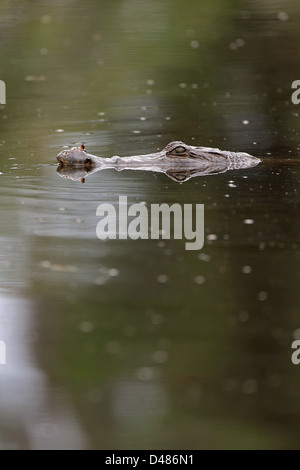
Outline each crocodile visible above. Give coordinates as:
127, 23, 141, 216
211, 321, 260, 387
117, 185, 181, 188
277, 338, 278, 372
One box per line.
56, 141, 260, 183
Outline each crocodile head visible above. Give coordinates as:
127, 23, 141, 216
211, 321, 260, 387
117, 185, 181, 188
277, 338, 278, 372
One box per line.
57, 144, 93, 167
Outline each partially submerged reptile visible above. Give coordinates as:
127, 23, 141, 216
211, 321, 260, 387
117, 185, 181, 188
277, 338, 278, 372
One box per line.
56, 141, 260, 183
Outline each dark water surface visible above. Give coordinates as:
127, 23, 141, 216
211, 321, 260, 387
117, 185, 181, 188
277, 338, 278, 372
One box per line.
0, 0, 300, 449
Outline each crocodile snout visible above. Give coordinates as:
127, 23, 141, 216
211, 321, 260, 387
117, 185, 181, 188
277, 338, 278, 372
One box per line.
57, 146, 92, 167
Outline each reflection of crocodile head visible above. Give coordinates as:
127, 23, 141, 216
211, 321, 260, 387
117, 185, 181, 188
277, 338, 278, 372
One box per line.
56, 141, 260, 183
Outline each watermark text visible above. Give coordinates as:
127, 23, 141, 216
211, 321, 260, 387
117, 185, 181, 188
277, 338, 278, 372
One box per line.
0, 340, 6, 365
291, 80, 300, 105
96, 196, 204, 250
0, 80, 6, 104
291, 340, 300, 364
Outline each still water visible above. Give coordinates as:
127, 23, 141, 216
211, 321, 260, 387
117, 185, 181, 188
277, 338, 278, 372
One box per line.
0, 0, 300, 449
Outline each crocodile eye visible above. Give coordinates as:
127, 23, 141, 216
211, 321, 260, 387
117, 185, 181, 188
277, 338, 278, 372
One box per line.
174, 146, 186, 154
84, 158, 92, 165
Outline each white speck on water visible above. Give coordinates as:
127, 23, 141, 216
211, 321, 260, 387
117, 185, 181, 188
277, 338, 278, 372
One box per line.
64, 38, 72, 47
195, 275, 206, 285
153, 350, 168, 364
124, 325, 136, 337
92, 33, 102, 41
229, 42, 238, 50
151, 313, 163, 325
58, 207, 66, 211
140, 116, 147, 121
244, 219, 254, 224
224, 194, 230, 198
157, 274, 168, 283
198, 253, 210, 262
242, 379, 257, 394
146, 79, 155, 85
229, 183, 237, 188
41, 260, 52, 269
136, 366, 159, 381
238, 311, 249, 322
190, 40, 199, 49
207, 234, 218, 241
191, 83, 198, 89
158, 338, 171, 349
241, 10, 251, 19
79, 321, 94, 333
52, 264, 78, 273
278, 11, 289, 21
106, 341, 121, 354
258, 291, 268, 301
242, 120, 249, 125
268, 375, 282, 388
108, 268, 119, 277
236, 38, 245, 47
242, 265, 252, 274
94, 276, 106, 285
40, 48, 48, 55
97, 112, 106, 116
186, 28, 195, 37
223, 377, 238, 392
179, 83, 187, 88
252, 141, 257, 145
165, 116, 171, 120
30, 75, 46, 81
41, 14, 52, 24
132, 130, 141, 134
55, 129, 64, 133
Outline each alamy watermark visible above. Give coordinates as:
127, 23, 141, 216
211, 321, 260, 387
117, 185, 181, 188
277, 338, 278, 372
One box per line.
291, 340, 300, 365
96, 196, 204, 250
0, 80, 6, 104
291, 80, 300, 104
0, 340, 6, 365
